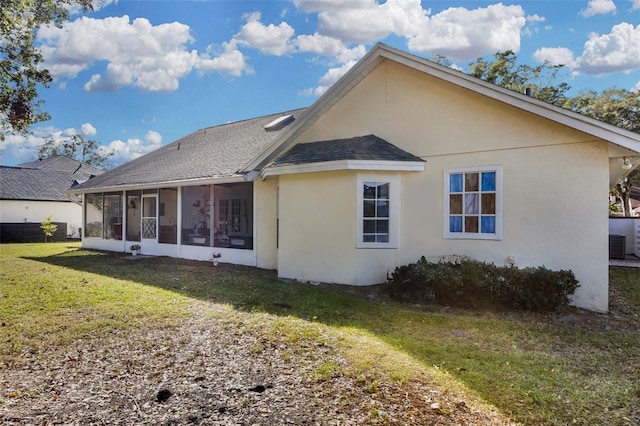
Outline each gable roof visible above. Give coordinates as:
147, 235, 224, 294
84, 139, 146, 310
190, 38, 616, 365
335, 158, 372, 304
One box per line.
263, 134, 425, 177
70, 108, 306, 193
244, 43, 640, 172
0, 157, 104, 201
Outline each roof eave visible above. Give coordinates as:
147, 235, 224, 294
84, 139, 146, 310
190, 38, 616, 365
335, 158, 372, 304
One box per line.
261, 159, 425, 179
65, 175, 247, 195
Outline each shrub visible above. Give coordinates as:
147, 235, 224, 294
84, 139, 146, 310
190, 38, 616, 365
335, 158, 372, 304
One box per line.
385, 256, 434, 303
386, 257, 579, 312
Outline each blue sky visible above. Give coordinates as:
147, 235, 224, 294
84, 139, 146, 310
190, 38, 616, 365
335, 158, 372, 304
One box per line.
1, 0, 639, 167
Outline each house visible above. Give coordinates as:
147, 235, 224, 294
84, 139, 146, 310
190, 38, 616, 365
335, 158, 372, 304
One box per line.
0, 156, 104, 242
68, 43, 640, 312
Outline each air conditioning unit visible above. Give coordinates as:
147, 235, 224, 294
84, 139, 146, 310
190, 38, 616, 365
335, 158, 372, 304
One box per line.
609, 234, 626, 260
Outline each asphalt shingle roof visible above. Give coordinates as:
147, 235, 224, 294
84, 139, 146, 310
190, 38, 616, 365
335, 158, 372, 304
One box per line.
269, 134, 424, 167
0, 157, 104, 201
72, 108, 307, 191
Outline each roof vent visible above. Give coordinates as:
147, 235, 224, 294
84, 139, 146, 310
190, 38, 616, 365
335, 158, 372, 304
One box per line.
264, 114, 294, 131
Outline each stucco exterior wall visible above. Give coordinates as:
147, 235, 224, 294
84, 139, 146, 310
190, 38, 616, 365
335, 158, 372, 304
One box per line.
254, 179, 278, 270
0, 199, 82, 235
277, 171, 359, 284
279, 59, 610, 311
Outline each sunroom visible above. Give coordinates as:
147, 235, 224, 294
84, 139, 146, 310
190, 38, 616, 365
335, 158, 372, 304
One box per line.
82, 181, 255, 265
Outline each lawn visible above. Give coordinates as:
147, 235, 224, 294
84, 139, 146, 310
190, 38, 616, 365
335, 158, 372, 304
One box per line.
1, 242, 639, 425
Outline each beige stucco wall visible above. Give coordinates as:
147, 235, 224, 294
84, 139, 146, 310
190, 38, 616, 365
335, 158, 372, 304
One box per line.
278, 171, 359, 284
277, 59, 610, 311
254, 178, 278, 270
0, 199, 82, 235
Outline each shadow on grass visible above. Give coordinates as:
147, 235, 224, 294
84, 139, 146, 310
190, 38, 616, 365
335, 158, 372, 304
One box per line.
24, 248, 394, 328
23, 247, 640, 426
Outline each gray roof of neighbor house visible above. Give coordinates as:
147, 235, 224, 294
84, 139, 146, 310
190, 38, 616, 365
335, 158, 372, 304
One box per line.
269, 134, 424, 167
0, 156, 104, 201
70, 108, 307, 192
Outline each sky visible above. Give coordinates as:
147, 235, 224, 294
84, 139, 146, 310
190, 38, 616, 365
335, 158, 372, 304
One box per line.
1, 0, 639, 168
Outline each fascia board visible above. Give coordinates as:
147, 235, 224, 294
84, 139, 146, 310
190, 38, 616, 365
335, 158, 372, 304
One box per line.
65, 175, 246, 195
261, 159, 425, 179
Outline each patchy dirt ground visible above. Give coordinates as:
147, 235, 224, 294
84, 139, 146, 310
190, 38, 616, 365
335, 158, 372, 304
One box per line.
1, 303, 512, 426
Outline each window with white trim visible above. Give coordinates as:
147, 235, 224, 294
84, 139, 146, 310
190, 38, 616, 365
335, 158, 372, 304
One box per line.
363, 182, 390, 243
357, 175, 399, 248
444, 166, 502, 240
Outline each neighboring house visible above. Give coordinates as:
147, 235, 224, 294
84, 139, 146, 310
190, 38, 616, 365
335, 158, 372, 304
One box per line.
0, 156, 103, 242
68, 43, 640, 312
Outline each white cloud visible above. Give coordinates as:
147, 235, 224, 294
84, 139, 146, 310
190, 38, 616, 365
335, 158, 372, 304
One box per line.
293, 0, 372, 13
533, 47, 578, 68
107, 130, 163, 165
0, 125, 92, 164
198, 41, 253, 77
81, 123, 97, 136
534, 23, 640, 76
293, 33, 366, 62
581, 0, 617, 17
0, 124, 162, 167
302, 59, 358, 96
526, 14, 546, 22
634, 81, 640, 92
633, 0, 640, 10
38, 15, 251, 93
297, 0, 525, 60
233, 12, 295, 56
408, 4, 526, 61
306, 0, 427, 44
579, 23, 640, 75
0, 127, 55, 164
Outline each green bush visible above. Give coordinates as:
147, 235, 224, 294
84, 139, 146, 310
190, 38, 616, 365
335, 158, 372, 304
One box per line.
386, 256, 579, 312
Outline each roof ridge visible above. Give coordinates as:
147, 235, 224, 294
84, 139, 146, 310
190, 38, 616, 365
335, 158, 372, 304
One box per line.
200, 107, 308, 132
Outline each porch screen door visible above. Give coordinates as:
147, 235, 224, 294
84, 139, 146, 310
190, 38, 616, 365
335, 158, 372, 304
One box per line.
142, 195, 157, 240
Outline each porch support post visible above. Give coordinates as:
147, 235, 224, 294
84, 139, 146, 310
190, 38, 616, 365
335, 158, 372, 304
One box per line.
121, 190, 127, 251
210, 184, 215, 245
177, 186, 183, 247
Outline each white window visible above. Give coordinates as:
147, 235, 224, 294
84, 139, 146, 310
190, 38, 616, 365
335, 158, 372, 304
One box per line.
444, 166, 502, 240
357, 174, 399, 248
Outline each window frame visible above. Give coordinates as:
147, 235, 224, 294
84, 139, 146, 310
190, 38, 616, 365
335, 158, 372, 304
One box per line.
443, 165, 503, 240
356, 174, 400, 249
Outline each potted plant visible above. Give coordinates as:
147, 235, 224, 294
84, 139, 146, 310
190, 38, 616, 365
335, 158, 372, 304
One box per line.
211, 252, 221, 266
130, 244, 141, 256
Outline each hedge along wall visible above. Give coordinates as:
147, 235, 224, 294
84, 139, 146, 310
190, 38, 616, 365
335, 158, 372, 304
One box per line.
0, 222, 68, 243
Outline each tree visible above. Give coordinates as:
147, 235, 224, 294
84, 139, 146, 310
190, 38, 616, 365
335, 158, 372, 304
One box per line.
38, 132, 114, 167
1, 0, 93, 140
40, 215, 57, 242
464, 51, 640, 135
562, 88, 640, 133
611, 166, 640, 217
467, 51, 571, 106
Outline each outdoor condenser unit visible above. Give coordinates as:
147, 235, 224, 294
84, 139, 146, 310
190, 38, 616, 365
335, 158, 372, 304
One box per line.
609, 234, 626, 260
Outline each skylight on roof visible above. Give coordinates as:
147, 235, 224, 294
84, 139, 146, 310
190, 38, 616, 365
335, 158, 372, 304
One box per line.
264, 114, 295, 131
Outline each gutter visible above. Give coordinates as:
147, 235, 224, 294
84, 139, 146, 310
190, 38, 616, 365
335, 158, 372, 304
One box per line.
65, 175, 248, 195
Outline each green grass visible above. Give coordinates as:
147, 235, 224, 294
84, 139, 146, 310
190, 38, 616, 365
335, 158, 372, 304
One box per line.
1, 242, 639, 425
